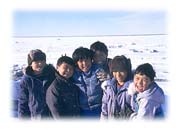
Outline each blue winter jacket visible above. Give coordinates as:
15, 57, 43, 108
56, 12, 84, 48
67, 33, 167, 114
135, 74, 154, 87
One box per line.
131, 82, 165, 119
18, 64, 56, 119
72, 64, 103, 111
101, 78, 134, 119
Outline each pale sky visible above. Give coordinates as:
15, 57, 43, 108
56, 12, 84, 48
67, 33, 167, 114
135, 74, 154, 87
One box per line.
13, 10, 166, 36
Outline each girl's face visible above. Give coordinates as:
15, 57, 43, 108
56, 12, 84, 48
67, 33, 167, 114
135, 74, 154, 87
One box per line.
133, 73, 152, 93
31, 60, 46, 74
113, 71, 127, 85
57, 62, 74, 79
77, 58, 92, 72
93, 51, 107, 64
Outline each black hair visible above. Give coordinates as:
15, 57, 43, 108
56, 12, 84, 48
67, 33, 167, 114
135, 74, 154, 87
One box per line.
27, 49, 46, 65
134, 63, 156, 81
90, 41, 108, 56
110, 55, 132, 81
57, 56, 75, 68
72, 47, 94, 63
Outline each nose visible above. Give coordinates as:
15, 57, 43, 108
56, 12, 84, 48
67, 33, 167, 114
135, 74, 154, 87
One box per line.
137, 79, 143, 86
82, 60, 87, 66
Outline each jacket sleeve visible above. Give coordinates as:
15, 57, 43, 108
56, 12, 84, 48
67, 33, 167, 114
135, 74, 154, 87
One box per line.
18, 79, 31, 118
100, 89, 108, 119
131, 99, 157, 119
46, 84, 63, 119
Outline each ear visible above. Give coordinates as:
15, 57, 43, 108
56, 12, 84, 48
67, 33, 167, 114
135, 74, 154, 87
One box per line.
56, 65, 59, 70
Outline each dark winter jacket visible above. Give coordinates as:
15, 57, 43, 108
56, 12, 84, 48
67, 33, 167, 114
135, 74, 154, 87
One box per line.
18, 64, 56, 119
101, 78, 134, 119
46, 72, 80, 119
72, 64, 103, 111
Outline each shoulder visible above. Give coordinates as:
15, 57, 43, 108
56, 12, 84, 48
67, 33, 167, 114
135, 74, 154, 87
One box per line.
50, 76, 66, 89
47, 78, 62, 95
20, 74, 32, 84
150, 82, 165, 103
101, 79, 115, 91
24, 66, 33, 76
154, 82, 164, 94
147, 82, 165, 98
44, 64, 56, 73
124, 80, 133, 87
71, 83, 80, 91
101, 80, 112, 90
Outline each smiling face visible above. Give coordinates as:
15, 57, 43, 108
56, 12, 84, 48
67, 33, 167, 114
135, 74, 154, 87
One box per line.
93, 51, 107, 64
133, 73, 152, 93
31, 60, 46, 74
57, 62, 74, 79
113, 71, 127, 86
76, 58, 92, 72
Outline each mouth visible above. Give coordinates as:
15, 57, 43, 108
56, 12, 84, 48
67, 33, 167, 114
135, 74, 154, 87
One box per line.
36, 67, 42, 70
135, 85, 144, 92
82, 66, 90, 71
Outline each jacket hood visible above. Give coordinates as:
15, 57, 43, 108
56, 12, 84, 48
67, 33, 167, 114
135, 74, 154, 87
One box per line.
24, 64, 56, 78
137, 82, 165, 104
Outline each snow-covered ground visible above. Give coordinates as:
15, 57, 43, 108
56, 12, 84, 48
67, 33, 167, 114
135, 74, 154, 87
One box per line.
12, 35, 168, 93
11, 35, 169, 117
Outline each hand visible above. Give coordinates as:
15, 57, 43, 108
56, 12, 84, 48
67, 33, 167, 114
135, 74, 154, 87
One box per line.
127, 82, 138, 95
101, 80, 111, 91
96, 70, 110, 82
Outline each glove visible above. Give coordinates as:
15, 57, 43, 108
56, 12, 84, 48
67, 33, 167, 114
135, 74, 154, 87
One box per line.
101, 80, 111, 91
96, 70, 110, 82
127, 82, 137, 95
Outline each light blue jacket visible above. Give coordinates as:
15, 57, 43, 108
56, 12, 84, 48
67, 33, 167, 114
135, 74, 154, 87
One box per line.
131, 82, 165, 119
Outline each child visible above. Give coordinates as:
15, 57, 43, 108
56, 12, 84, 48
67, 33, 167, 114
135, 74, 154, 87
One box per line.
101, 55, 134, 119
46, 56, 80, 119
128, 63, 165, 119
12, 65, 24, 117
18, 49, 56, 119
90, 41, 111, 74
72, 47, 103, 117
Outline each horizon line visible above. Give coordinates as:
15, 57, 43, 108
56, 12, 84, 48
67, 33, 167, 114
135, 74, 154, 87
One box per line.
13, 33, 168, 38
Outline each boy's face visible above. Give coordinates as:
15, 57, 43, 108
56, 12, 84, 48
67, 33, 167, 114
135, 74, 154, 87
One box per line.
133, 73, 152, 93
57, 62, 74, 79
93, 51, 107, 64
31, 60, 46, 74
113, 71, 127, 84
77, 58, 92, 72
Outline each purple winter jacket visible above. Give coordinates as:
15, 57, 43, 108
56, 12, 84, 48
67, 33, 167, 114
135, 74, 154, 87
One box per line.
101, 78, 134, 119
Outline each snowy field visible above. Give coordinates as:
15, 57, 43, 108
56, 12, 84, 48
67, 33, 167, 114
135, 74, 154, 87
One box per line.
11, 35, 168, 94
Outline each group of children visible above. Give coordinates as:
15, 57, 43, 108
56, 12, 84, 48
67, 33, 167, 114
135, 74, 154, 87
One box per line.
16, 41, 165, 120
